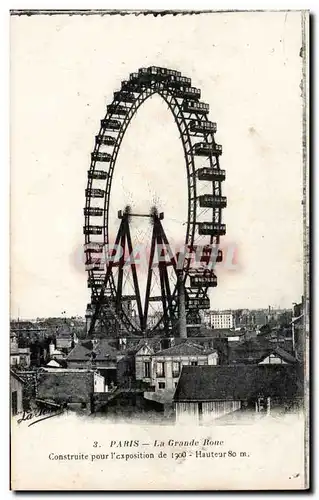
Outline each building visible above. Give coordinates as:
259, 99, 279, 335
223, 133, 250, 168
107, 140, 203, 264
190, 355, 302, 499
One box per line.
56, 326, 73, 351
10, 333, 31, 368
10, 370, 25, 416
66, 343, 92, 369
233, 309, 253, 328
204, 311, 234, 329
257, 324, 294, 354
174, 364, 302, 424
48, 342, 66, 362
37, 369, 107, 413
66, 339, 135, 387
228, 340, 297, 365
258, 347, 297, 365
134, 340, 218, 417
292, 299, 304, 363
135, 340, 218, 393
232, 308, 291, 329
194, 328, 246, 362
252, 310, 268, 327
10, 320, 47, 342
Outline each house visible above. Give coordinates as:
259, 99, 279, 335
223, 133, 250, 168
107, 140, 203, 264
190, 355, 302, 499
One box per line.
10, 334, 31, 368
133, 340, 217, 417
93, 339, 119, 369
10, 370, 25, 415
65, 343, 91, 369
48, 342, 66, 361
66, 340, 119, 369
56, 325, 73, 351
136, 340, 218, 393
135, 342, 154, 385
258, 347, 297, 365
228, 341, 297, 365
66, 339, 132, 387
174, 364, 302, 424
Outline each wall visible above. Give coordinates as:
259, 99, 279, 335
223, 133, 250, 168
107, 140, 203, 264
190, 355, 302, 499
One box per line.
16, 371, 37, 409
95, 360, 117, 369
175, 400, 241, 424
116, 354, 135, 387
67, 358, 117, 371
94, 372, 106, 393
207, 353, 219, 365
10, 354, 20, 366
11, 374, 24, 415
293, 316, 304, 363
210, 313, 234, 329
176, 402, 199, 423
150, 354, 216, 392
56, 338, 73, 350
259, 355, 288, 365
20, 352, 31, 368
136, 352, 218, 392
67, 360, 89, 369
37, 371, 94, 404
135, 353, 153, 384
10, 350, 31, 368
201, 400, 241, 423
51, 352, 65, 361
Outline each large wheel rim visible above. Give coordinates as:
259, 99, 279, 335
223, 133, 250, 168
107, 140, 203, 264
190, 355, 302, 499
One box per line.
84, 68, 226, 335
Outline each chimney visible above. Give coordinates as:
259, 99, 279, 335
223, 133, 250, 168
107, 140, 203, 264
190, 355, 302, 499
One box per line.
85, 304, 93, 335
177, 273, 187, 338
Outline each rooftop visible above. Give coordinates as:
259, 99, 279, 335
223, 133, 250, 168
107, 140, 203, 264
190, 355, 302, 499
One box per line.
155, 340, 214, 357
93, 339, 120, 360
228, 341, 296, 365
195, 328, 239, 338
66, 339, 121, 362
66, 343, 91, 361
174, 365, 302, 402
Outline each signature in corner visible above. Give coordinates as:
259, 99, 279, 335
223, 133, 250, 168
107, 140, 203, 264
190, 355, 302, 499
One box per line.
17, 407, 65, 427
289, 473, 300, 480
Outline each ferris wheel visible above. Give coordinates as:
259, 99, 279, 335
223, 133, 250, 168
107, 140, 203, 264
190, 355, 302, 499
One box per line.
83, 66, 227, 337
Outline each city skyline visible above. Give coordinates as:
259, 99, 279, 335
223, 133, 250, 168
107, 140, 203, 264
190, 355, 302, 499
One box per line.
10, 303, 296, 322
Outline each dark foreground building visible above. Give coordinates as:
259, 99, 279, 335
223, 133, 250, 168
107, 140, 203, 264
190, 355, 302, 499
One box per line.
174, 364, 303, 424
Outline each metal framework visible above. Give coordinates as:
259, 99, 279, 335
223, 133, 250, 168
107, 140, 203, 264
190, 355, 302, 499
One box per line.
84, 66, 227, 337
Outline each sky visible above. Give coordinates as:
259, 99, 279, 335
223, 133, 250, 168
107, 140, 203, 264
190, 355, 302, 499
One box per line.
10, 11, 305, 319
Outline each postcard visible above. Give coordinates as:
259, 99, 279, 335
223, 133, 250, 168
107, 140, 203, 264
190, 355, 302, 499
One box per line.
10, 9, 309, 490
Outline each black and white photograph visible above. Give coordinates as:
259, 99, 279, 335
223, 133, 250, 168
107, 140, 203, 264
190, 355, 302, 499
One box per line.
10, 9, 309, 490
